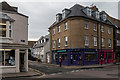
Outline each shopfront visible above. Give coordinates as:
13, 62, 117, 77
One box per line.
98, 50, 114, 64
52, 48, 98, 66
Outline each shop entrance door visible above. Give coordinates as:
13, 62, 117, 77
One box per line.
70, 53, 79, 65
20, 53, 25, 72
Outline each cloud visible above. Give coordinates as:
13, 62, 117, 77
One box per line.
4, 1, 119, 41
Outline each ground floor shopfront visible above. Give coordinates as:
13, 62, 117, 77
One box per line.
0, 44, 28, 74
52, 48, 114, 66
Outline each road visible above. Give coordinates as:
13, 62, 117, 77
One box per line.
2, 61, 120, 80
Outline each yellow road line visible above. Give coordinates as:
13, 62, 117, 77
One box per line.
29, 68, 46, 78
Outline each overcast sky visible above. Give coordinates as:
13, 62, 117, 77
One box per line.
2, 0, 120, 41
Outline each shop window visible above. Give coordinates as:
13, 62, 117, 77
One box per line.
73, 54, 78, 61
108, 53, 112, 59
100, 52, 104, 59
53, 53, 57, 61
0, 49, 15, 66
59, 53, 67, 61
85, 52, 96, 61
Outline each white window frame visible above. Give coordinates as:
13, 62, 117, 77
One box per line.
93, 24, 97, 31
108, 39, 111, 47
94, 37, 97, 46
64, 36, 68, 46
96, 11, 100, 19
58, 38, 60, 47
64, 22, 67, 30
117, 29, 120, 34
84, 21, 88, 29
58, 26, 60, 33
101, 25, 104, 32
53, 40, 55, 48
117, 40, 120, 46
102, 38, 105, 47
108, 27, 111, 34
84, 36, 89, 46
87, 8, 92, 16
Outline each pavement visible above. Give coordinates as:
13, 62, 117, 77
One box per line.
1, 68, 44, 79
1, 60, 118, 79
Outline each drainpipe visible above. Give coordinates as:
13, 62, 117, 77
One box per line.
100, 18, 102, 65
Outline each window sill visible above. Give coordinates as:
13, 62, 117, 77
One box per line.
0, 66, 16, 68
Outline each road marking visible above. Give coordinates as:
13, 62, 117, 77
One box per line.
29, 68, 46, 78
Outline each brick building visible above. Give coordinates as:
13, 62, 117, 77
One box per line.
49, 4, 115, 65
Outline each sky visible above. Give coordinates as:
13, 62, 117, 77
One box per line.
1, 0, 120, 41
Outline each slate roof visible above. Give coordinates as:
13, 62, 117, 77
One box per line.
0, 1, 28, 18
49, 4, 114, 29
0, 13, 15, 22
33, 34, 49, 48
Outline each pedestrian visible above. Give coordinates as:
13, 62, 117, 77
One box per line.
59, 57, 62, 67
79, 56, 82, 66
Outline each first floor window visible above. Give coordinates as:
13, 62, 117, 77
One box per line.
0, 24, 6, 37
53, 40, 55, 48
117, 40, 120, 46
58, 38, 60, 47
84, 36, 89, 46
108, 39, 111, 47
94, 37, 97, 46
102, 38, 105, 47
64, 36, 68, 46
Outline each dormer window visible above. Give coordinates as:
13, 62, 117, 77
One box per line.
87, 8, 92, 16
56, 13, 62, 22
62, 9, 71, 19
100, 13, 107, 21
96, 11, 99, 19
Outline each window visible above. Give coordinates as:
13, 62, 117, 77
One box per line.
53, 53, 57, 61
64, 22, 67, 30
94, 37, 97, 46
53, 40, 55, 48
87, 8, 92, 16
93, 24, 97, 31
101, 25, 104, 32
117, 29, 120, 34
84, 36, 89, 46
9, 22, 12, 37
108, 39, 111, 47
103, 14, 107, 21
85, 52, 96, 61
102, 38, 105, 47
52, 29, 55, 35
96, 11, 100, 19
59, 53, 67, 61
108, 27, 111, 34
0, 24, 6, 37
58, 38, 60, 47
108, 53, 112, 59
0, 49, 15, 66
64, 36, 68, 46
58, 26, 60, 33
117, 40, 120, 46
84, 21, 88, 29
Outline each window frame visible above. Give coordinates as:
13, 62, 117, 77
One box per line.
58, 38, 60, 48
84, 35, 89, 46
93, 23, 97, 31
94, 37, 97, 46
84, 21, 88, 29
64, 36, 68, 46
108, 39, 111, 47
64, 22, 68, 30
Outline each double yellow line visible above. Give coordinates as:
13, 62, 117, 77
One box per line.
29, 68, 46, 78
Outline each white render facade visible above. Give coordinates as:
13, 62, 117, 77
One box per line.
33, 35, 50, 63
0, 2, 28, 73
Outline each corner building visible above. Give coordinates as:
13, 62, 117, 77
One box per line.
49, 4, 114, 65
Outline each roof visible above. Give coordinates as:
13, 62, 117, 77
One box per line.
0, 13, 15, 22
0, 1, 28, 18
33, 34, 49, 48
49, 4, 114, 29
